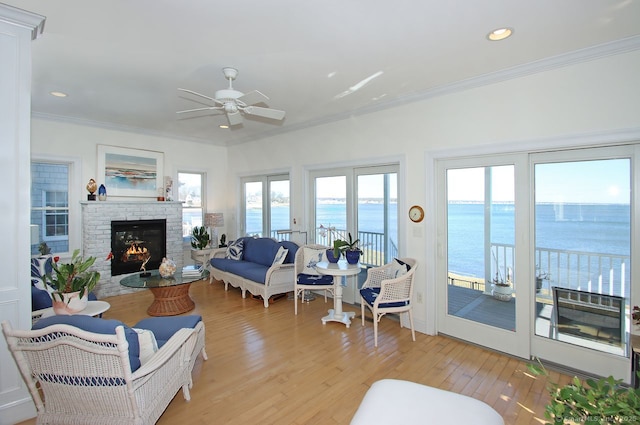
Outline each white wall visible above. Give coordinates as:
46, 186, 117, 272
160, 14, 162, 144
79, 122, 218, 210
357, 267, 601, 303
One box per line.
224, 49, 640, 335
30, 118, 231, 238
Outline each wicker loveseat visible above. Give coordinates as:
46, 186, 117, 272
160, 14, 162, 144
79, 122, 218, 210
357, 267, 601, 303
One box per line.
209, 237, 298, 307
2, 314, 206, 425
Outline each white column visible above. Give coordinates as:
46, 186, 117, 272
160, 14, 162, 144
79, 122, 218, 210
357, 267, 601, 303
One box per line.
0, 5, 45, 424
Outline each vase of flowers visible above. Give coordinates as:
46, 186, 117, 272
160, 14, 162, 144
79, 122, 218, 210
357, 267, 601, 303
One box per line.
44, 249, 100, 314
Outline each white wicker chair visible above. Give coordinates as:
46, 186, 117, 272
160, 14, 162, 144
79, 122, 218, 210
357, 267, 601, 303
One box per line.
360, 258, 417, 347
294, 244, 335, 315
2, 317, 204, 425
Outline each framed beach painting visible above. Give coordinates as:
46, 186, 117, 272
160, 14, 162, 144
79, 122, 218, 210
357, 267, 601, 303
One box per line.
97, 145, 164, 198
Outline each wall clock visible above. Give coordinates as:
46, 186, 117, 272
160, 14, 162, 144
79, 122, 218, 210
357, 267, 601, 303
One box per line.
408, 205, 425, 223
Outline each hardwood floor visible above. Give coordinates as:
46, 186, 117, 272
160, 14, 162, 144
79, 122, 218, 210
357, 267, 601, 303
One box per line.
17, 278, 571, 425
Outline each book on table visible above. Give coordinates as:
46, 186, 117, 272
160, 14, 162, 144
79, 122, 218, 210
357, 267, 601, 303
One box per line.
182, 264, 204, 277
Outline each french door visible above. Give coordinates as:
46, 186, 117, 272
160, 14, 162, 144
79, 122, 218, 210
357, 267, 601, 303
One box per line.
310, 164, 399, 304
436, 145, 636, 381
240, 174, 290, 238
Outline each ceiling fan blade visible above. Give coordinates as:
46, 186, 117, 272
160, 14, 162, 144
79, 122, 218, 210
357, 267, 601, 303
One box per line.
243, 105, 286, 120
176, 106, 222, 114
238, 90, 269, 106
178, 88, 223, 104
227, 111, 243, 126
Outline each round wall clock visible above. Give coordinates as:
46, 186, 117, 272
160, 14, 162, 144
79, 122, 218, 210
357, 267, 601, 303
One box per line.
408, 205, 425, 223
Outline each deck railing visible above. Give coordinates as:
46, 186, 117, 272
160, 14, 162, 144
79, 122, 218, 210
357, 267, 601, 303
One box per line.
313, 228, 397, 267
487, 243, 630, 298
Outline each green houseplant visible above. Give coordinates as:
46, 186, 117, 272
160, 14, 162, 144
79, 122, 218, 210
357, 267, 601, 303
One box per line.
528, 360, 640, 424
333, 233, 361, 264
190, 226, 210, 250
44, 249, 100, 313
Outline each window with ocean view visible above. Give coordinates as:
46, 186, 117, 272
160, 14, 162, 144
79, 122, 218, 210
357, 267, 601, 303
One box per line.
534, 158, 630, 355
242, 174, 289, 238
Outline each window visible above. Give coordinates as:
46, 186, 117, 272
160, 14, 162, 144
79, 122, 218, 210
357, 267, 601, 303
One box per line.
31, 161, 71, 255
241, 174, 290, 238
178, 172, 205, 238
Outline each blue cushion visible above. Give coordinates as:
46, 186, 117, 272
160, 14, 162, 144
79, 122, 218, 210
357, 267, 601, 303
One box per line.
134, 315, 202, 347
226, 261, 269, 284
243, 237, 279, 267
31, 286, 53, 310
280, 240, 299, 264
210, 257, 238, 272
297, 273, 334, 285
33, 315, 141, 372
360, 287, 409, 308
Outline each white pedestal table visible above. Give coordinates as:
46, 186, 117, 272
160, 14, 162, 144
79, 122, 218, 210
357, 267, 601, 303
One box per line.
315, 260, 361, 328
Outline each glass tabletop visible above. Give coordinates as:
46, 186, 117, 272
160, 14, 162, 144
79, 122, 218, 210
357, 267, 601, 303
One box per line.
120, 269, 209, 288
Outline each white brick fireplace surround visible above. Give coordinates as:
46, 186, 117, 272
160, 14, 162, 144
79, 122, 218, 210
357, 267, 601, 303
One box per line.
81, 201, 184, 298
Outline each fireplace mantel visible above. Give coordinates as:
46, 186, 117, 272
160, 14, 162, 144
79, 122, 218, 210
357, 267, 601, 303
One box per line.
81, 201, 184, 297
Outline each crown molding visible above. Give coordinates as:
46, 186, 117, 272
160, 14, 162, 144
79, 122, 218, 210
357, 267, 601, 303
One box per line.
0, 4, 45, 40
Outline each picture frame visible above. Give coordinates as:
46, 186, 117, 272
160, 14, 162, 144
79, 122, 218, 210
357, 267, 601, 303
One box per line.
97, 145, 164, 198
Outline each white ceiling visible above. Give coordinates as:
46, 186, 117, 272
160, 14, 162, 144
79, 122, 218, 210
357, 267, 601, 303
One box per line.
7, 0, 640, 146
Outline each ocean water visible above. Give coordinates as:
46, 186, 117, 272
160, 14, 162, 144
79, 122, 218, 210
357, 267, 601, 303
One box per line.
249, 202, 631, 289
448, 203, 631, 293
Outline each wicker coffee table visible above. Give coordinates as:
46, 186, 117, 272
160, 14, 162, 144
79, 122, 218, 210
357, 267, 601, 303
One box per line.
120, 269, 209, 316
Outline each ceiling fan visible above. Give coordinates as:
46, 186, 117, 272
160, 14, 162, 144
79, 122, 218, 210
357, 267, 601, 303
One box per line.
177, 67, 286, 126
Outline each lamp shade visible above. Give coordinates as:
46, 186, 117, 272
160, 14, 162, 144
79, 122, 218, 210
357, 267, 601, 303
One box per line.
205, 213, 224, 227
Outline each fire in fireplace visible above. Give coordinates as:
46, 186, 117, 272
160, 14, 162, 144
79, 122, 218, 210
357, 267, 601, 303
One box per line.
111, 219, 166, 276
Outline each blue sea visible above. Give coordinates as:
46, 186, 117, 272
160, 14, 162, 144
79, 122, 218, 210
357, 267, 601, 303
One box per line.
249, 202, 630, 287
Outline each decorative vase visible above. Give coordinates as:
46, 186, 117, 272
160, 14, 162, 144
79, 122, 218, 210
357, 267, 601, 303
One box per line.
98, 184, 107, 201
492, 284, 513, 302
52, 290, 88, 314
326, 249, 339, 263
345, 250, 360, 265
159, 257, 176, 278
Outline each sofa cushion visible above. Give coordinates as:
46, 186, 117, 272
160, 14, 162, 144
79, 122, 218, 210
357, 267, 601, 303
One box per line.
210, 257, 239, 272
31, 255, 55, 293
226, 261, 269, 284
31, 286, 53, 310
33, 315, 141, 372
243, 237, 279, 267
279, 240, 299, 263
134, 315, 202, 347
226, 238, 245, 260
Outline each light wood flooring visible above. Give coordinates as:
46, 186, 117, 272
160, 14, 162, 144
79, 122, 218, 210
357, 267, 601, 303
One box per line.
18, 278, 572, 425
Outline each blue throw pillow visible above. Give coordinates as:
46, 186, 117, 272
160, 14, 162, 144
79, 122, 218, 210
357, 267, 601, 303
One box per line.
33, 315, 141, 372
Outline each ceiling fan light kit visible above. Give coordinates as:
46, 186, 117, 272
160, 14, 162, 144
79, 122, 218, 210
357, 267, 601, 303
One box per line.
177, 67, 286, 127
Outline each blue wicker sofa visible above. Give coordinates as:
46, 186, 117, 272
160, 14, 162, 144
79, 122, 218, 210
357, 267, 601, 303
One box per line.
209, 237, 299, 307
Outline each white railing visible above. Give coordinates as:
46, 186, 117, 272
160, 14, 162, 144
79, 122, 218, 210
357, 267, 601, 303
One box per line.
490, 243, 630, 298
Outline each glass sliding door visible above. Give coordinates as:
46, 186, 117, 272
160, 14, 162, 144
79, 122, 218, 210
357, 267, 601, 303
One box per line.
531, 148, 633, 381
437, 155, 528, 358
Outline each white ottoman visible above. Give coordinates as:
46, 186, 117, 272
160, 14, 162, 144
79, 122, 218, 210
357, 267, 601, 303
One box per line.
350, 379, 504, 425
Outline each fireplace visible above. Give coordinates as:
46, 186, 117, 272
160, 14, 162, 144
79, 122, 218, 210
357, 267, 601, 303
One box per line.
111, 219, 166, 276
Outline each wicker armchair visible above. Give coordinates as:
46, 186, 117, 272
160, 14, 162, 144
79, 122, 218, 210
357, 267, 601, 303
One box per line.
360, 258, 417, 347
2, 314, 206, 425
294, 244, 335, 315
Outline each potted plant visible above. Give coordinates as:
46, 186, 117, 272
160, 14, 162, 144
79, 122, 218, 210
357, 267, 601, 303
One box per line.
190, 226, 210, 250
343, 233, 361, 264
44, 249, 100, 314
491, 271, 512, 301
528, 359, 640, 424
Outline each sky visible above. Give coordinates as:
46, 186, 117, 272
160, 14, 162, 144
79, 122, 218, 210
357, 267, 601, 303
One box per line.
447, 159, 630, 204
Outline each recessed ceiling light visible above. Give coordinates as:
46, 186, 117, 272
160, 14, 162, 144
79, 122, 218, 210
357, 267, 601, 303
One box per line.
49, 91, 67, 97
219, 124, 229, 129
487, 27, 513, 41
